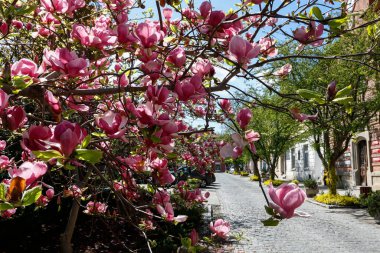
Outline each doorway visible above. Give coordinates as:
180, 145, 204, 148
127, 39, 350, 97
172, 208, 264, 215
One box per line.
357, 140, 368, 186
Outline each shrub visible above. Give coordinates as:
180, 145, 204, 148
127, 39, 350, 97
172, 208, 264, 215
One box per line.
364, 191, 380, 219
233, 171, 240, 175
250, 175, 260, 181
263, 179, 285, 187
303, 179, 318, 189
291, 179, 299, 185
240, 171, 249, 177
314, 194, 360, 206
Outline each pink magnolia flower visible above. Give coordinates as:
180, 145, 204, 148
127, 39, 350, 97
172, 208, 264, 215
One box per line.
71, 16, 117, 49
219, 143, 234, 159
0, 89, 10, 111
167, 47, 186, 67
229, 35, 260, 65
268, 183, 307, 219
135, 22, 164, 48
190, 229, 199, 246
52, 120, 87, 157
245, 130, 260, 143
259, 37, 278, 57
0, 140, 6, 151
236, 108, 252, 129
117, 23, 138, 44
8, 161, 48, 186
293, 22, 324, 46
163, 8, 173, 20
43, 48, 88, 77
45, 90, 62, 115
210, 219, 230, 239
219, 99, 232, 114
244, 0, 264, 4
21, 125, 53, 152
207, 11, 225, 26
157, 202, 188, 223
274, 63, 292, 77
266, 17, 278, 26
0, 155, 10, 169
153, 190, 170, 205
40, 0, 69, 14
12, 20, 23, 29
0, 22, 8, 35
290, 108, 317, 122
191, 58, 215, 77
46, 188, 55, 199
95, 110, 128, 139
327, 81, 337, 100
174, 75, 206, 102
146, 86, 171, 105
85, 201, 108, 214
2, 106, 27, 131
199, 1, 211, 18
1, 208, 16, 219
11, 58, 39, 78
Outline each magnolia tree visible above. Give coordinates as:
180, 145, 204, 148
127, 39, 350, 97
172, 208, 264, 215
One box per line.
0, 0, 378, 251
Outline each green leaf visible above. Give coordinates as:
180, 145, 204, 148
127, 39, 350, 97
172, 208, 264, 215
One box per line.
297, 89, 323, 100
12, 75, 33, 93
0, 183, 7, 201
335, 85, 352, 98
328, 17, 348, 29
75, 149, 103, 164
181, 237, 192, 248
264, 205, 275, 215
80, 135, 91, 149
22, 186, 42, 206
309, 7, 324, 20
332, 96, 354, 105
151, 135, 161, 144
0, 202, 14, 211
170, 24, 178, 33
91, 132, 106, 137
32, 150, 63, 161
261, 217, 280, 226
14, 4, 36, 15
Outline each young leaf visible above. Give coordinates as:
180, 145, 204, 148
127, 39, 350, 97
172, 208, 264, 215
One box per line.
309, 7, 324, 20
22, 186, 42, 206
264, 205, 275, 215
335, 85, 352, 98
75, 149, 103, 164
0, 183, 7, 201
0, 202, 14, 211
32, 150, 63, 161
261, 217, 280, 226
80, 135, 91, 149
297, 89, 323, 100
332, 96, 354, 105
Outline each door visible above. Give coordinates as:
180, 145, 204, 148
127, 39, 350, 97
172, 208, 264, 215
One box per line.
357, 140, 368, 186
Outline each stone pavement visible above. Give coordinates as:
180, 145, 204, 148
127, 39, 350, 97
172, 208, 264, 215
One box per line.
211, 173, 380, 253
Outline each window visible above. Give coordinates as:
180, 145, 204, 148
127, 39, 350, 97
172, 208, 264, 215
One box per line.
298, 150, 301, 160
291, 148, 295, 169
303, 145, 309, 169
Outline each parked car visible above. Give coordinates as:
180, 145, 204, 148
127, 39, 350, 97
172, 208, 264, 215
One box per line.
173, 166, 215, 187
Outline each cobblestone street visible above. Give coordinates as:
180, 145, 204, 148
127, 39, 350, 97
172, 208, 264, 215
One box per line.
212, 173, 380, 253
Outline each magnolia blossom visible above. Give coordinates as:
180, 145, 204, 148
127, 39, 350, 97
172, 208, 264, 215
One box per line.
1, 208, 16, 219
163, 8, 173, 20
135, 22, 164, 48
274, 63, 292, 77
8, 161, 48, 186
21, 125, 53, 152
2, 106, 27, 131
95, 111, 128, 139
167, 47, 186, 67
259, 37, 278, 57
229, 35, 260, 65
174, 75, 206, 102
191, 58, 215, 77
52, 121, 87, 157
327, 81, 337, 100
268, 183, 307, 219
85, 201, 108, 214
290, 108, 317, 122
0, 89, 10, 111
45, 90, 62, 115
236, 108, 252, 129
0, 140, 6, 151
40, 0, 85, 15
43, 48, 88, 77
293, 22, 324, 46
210, 219, 230, 239
190, 229, 199, 246
199, 1, 211, 18
11, 58, 39, 78
157, 202, 188, 223
219, 99, 233, 114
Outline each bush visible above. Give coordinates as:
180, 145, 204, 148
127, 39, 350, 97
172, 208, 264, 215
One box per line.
364, 191, 380, 219
291, 179, 299, 185
303, 179, 318, 189
240, 171, 249, 177
250, 175, 260, 181
233, 171, 240, 175
263, 179, 285, 187
314, 194, 360, 206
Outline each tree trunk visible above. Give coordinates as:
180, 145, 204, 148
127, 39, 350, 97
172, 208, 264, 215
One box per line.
252, 156, 260, 177
60, 199, 80, 253
325, 162, 338, 195
269, 165, 275, 181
